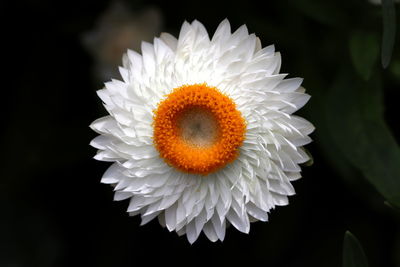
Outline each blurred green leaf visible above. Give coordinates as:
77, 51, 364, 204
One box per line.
381, 0, 396, 68
343, 231, 369, 267
389, 60, 400, 77
384, 200, 400, 211
325, 70, 400, 206
349, 32, 379, 80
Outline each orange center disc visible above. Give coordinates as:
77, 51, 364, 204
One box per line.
153, 84, 246, 175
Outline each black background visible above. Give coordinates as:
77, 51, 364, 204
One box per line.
2, 0, 400, 266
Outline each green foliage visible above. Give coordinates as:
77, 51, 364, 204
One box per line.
325, 70, 400, 206
349, 31, 379, 80
381, 0, 397, 68
343, 231, 369, 267
389, 60, 400, 77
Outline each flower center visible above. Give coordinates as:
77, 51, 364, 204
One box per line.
153, 84, 246, 175
178, 107, 219, 148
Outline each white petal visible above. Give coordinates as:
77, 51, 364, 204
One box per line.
211, 214, 226, 241
141, 41, 156, 76
141, 211, 161, 225
226, 209, 250, 234
203, 221, 218, 242
114, 191, 132, 201
160, 32, 178, 51
100, 163, 122, 184
186, 219, 201, 244
246, 202, 269, 221
165, 203, 178, 231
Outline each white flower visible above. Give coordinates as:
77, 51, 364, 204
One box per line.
90, 19, 314, 243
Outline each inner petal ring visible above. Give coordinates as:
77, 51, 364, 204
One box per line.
153, 84, 246, 175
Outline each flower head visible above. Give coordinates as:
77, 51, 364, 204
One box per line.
90, 19, 314, 243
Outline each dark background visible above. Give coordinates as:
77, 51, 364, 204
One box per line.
2, 0, 400, 266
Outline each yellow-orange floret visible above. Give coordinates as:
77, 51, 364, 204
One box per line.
153, 84, 246, 175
